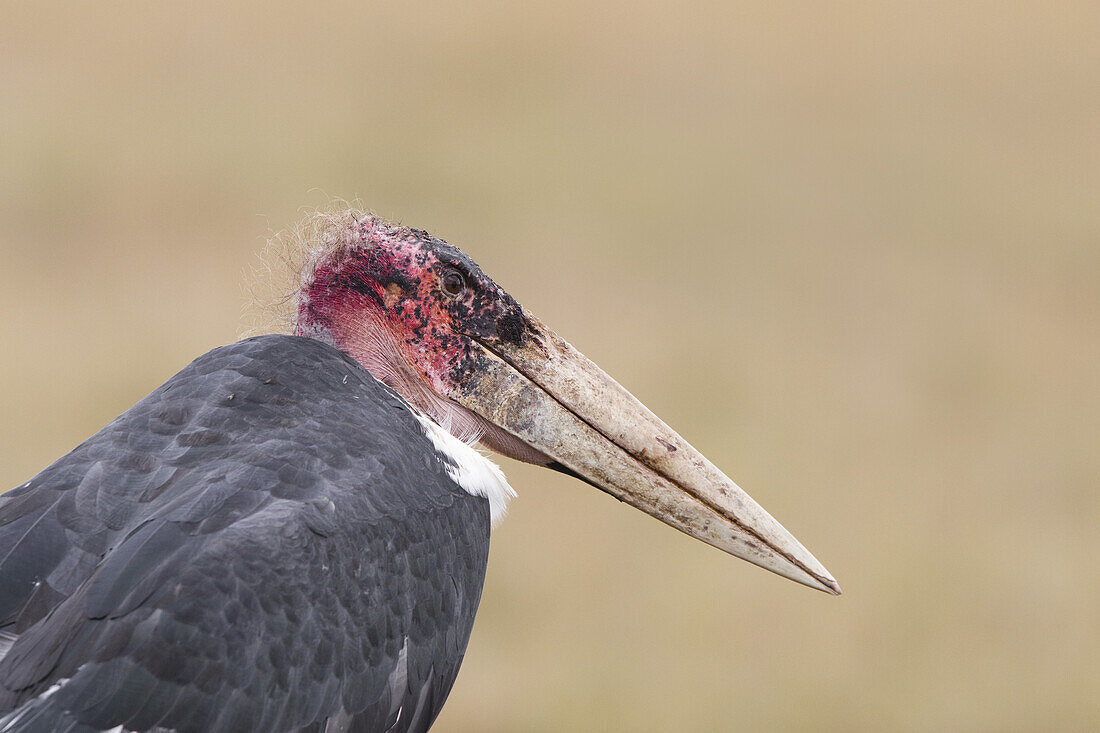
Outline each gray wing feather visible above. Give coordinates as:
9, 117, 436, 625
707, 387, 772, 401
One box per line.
0, 335, 490, 732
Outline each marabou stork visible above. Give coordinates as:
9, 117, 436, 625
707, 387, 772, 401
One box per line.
0, 213, 839, 732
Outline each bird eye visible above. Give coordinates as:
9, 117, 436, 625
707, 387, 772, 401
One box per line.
440, 268, 466, 298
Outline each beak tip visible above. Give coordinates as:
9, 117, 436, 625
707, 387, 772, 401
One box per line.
786, 568, 841, 595
806, 564, 841, 596
809, 565, 842, 595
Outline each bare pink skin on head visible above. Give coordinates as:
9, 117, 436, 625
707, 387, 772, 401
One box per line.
295, 215, 550, 464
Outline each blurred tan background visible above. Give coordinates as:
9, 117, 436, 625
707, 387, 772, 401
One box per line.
2, 2, 1098, 730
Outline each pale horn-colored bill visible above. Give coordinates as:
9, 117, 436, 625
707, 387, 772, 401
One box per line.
452, 313, 840, 595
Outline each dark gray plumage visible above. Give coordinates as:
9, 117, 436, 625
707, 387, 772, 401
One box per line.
0, 335, 489, 732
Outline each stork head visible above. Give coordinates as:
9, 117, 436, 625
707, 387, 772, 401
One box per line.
295, 215, 552, 464
295, 213, 840, 595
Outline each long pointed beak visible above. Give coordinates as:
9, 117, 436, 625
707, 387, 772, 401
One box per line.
450, 313, 840, 595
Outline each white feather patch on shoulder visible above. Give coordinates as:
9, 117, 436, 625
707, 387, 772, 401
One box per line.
413, 411, 515, 526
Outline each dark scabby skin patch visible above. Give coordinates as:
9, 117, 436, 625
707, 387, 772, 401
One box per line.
296, 215, 535, 397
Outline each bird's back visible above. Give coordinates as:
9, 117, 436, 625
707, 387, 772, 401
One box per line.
0, 335, 491, 732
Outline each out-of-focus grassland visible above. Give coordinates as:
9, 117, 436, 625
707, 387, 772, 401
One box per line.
1, 2, 1097, 730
